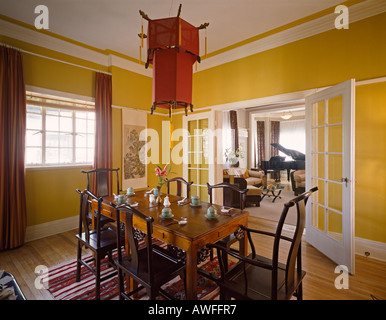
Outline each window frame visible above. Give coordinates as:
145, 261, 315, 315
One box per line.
25, 92, 96, 169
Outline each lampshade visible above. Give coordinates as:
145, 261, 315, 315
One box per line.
281, 112, 293, 120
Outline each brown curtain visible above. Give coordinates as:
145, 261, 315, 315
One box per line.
0, 46, 27, 250
93, 72, 113, 194
256, 121, 265, 168
229, 110, 239, 167
271, 121, 280, 157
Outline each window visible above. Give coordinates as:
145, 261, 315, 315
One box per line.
279, 119, 306, 161
25, 92, 95, 167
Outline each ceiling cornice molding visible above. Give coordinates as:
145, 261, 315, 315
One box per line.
1, 0, 384, 76
0, 18, 107, 67
0, 16, 153, 77
108, 54, 152, 77
195, 0, 386, 72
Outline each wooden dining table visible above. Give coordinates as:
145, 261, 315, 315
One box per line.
91, 189, 249, 300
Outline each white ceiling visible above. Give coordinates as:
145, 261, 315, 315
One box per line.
0, 0, 343, 60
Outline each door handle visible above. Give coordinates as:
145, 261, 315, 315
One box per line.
340, 177, 348, 186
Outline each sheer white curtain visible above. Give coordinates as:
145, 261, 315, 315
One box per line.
279, 119, 305, 161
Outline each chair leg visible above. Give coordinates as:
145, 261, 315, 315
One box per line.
76, 242, 82, 282
148, 287, 157, 300
296, 283, 303, 300
95, 254, 101, 300
220, 288, 231, 300
117, 268, 125, 300
180, 271, 187, 294
222, 249, 229, 272
107, 250, 115, 268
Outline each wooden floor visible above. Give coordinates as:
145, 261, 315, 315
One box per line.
0, 216, 385, 300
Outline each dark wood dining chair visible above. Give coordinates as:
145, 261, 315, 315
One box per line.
81, 168, 120, 227
206, 182, 248, 269
114, 204, 186, 300
75, 189, 122, 300
81, 167, 120, 197
165, 177, 193, 198
207, 187, 318, 300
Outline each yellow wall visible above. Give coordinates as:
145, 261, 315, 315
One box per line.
355, 82, 386, 242
111, 66, 152, 110
25, 168, 89, 226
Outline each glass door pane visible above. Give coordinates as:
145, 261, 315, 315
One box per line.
186, 117, 210, 202
310, 94, 344, 243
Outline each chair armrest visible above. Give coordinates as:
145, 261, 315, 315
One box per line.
240, 225, 293, 243
207, 243, 273, 271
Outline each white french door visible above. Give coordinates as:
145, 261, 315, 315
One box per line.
183, 111, 215, 201
305, 79, 355, 274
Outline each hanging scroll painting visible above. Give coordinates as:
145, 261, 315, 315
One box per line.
122, 108, 147, 190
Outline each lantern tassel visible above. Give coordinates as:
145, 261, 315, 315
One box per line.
170, 105, 173, 148
141, 17, 144, 48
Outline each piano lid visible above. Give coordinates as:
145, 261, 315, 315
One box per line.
271, 143, 305, 161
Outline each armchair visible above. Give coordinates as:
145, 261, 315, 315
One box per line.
291, 170, 305, 196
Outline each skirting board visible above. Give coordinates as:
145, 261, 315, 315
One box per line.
355, 237, 386, 262
25, 215, 78, 243
25, 216, 386, 262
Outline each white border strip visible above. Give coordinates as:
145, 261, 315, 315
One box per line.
108, 54, 152, 77
0, 19, 107, 66
25, 215, 78, 242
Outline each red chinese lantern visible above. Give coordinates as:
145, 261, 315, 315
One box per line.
139, 5, 208, 116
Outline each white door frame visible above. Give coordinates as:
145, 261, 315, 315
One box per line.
182, 111, 215, 199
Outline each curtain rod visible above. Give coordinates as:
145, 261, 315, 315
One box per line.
0, 42, 112, 75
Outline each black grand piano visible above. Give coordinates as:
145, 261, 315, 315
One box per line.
260, 143, 305, 181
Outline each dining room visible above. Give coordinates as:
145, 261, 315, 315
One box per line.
1, 0, 386, 305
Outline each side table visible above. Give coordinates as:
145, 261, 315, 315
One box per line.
260, 186, 283, 203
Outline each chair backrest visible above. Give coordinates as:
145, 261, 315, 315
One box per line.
115, 204, 155, 284
76, 188, 104, 247
248, 186, 317, 298
206, 182, 247, 211
81, 168, 120, 197
166, 177, 193, 198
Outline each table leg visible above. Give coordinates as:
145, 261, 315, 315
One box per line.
185, 244, 198, 300
272, 189, 282, 203
122, 214, 138, 296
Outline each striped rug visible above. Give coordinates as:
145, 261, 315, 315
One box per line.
43, 242, 225, 300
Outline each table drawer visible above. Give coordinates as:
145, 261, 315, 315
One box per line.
101, 208, 113, 218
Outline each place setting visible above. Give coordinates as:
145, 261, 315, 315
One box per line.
112, 186, 139, 207
159, 195, 188, 226
189, 195, 201, 207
